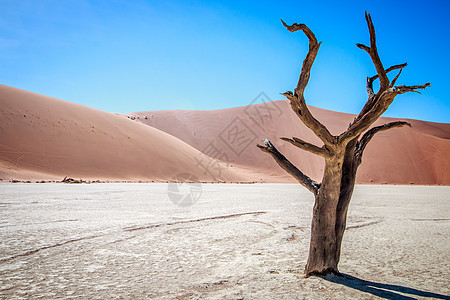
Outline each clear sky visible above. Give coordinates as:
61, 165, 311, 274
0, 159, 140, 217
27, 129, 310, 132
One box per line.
1, 0, 449, 123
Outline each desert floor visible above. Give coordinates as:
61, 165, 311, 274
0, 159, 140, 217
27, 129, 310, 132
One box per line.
0, 183, 449, 299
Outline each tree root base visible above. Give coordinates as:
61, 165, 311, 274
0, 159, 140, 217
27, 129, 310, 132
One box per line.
305, 268, 341, 278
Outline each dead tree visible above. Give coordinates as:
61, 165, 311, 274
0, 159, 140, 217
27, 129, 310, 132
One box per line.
257, 12, 430, 276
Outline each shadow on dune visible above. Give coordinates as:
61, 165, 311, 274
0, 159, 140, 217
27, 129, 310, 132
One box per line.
322, 273, 450, 300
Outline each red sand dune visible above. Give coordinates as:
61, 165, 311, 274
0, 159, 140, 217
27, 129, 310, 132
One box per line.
126, 100, 450, 185
0, 84, 449, 184
0, 84, 245, 182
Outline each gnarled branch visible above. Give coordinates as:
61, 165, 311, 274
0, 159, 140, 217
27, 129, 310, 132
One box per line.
281, 19, 320, 97
279, 21, 335, 146
358, 63, 408, 119
355, 121, 411, 165
341, 12, 429, 143
341, 11, 395, 142
280, 137, 328, 157
394, 83, 431, 94
257, 138, 320, 194
283, 92, 335, 146
356, 12, 389, 91
341, 90, 397, 143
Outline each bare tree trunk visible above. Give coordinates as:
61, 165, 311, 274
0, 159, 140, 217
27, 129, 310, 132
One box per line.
306, 157, 342, 274
257, 12, 430, 277
306, 141, 362, 275
335, 140, 358, 266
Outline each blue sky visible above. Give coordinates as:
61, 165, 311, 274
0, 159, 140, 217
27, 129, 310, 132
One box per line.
1, 0, 449, 123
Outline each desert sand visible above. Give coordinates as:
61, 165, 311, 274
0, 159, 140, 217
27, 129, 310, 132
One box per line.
0, 84, 246, 182
0, 183, 449, 299
1, 84, 448, 184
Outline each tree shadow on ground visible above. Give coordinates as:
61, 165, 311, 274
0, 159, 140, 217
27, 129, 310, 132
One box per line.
322, 273, 450, 300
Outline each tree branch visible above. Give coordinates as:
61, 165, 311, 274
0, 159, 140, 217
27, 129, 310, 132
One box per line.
257, 138, 320, 194
365, 76, 375, 99
358, 63, 408, 118
370, 63, 408, 84
356, 43, 370, 53
357, 12, 389, 91
355, 121, 411, 165
280, 137, 328, 157
283, 92, 335, 146
341, 91, 396, 143
280, 20, 335, 146
342, 12, 425, 143
394, 83, 431, 94
389, 67, 403, 88
281, 19, 318, 43
281, 19, 320, 97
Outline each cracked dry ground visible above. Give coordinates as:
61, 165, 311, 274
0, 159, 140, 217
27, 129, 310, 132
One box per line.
1, 183, 449, 299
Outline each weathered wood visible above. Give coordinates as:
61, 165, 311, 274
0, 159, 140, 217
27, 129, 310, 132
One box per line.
305, 154, 344, 276
280, 137, 329, 157
356, 12, 389, 91
360, 63, 407, 117
280, 19, 335, 146
334, 139, 358, 266
343, 12, 430, 142
395, 83, 431, 94
257, 138, 320, 194
257, 12, 430, 276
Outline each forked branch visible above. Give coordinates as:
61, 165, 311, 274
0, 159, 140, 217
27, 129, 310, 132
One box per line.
257, 138, 320, 194
283, 92, 335, 145
389, 67, 403, 88
359, 63, 408, 117
356, 12, 389, 91
343, 11, 430, 142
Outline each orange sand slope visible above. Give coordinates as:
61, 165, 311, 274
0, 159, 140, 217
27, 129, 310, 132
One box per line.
126, 100, 450, 185
0, 84, 246, 182
1, 84, 449, 184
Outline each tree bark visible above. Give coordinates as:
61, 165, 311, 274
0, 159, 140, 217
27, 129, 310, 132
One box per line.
306, 155, 344, 275
335, 139, 359, 265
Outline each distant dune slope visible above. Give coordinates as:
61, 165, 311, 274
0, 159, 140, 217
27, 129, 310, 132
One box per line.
0, 84, 246, 182
1, 84, 448, 184
126, 100, 450, 185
